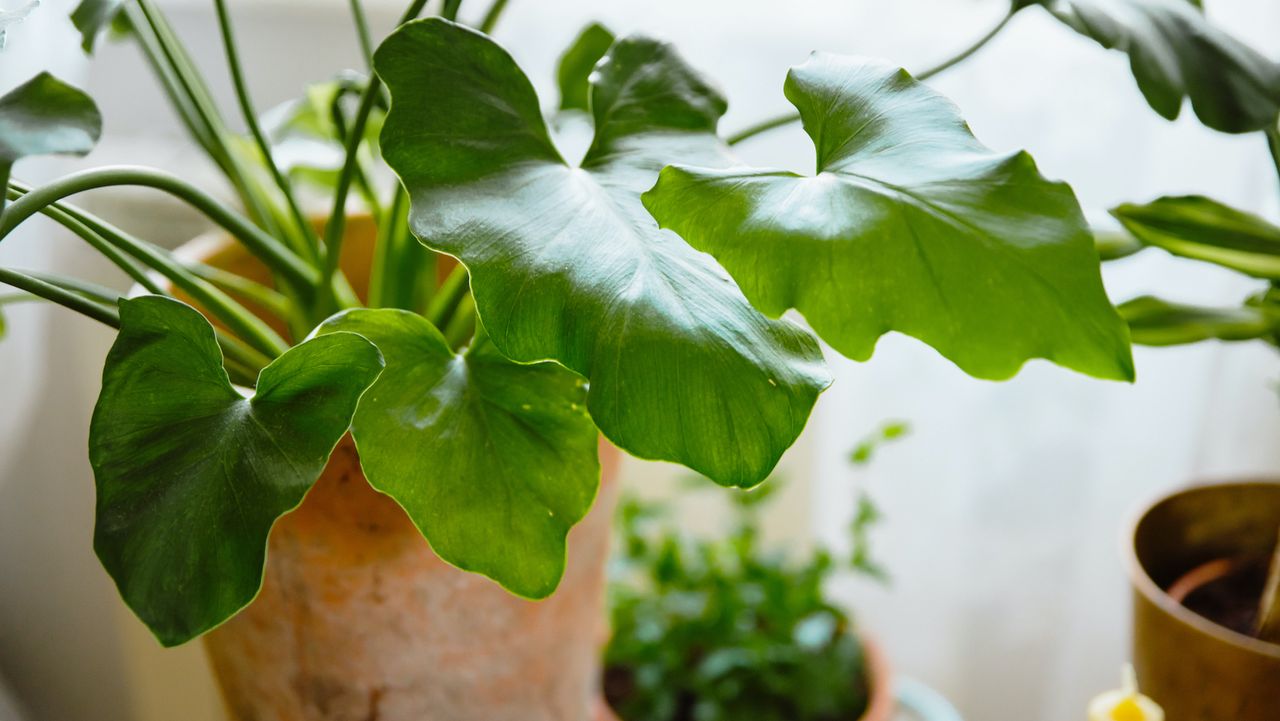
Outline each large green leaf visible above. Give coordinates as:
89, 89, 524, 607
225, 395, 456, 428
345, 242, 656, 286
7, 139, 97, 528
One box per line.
1017, 0, 1280, 133
643, 53, 1133, 382
556, 22, 615, 112
0, 73, 101, 191
90, 296, 383, 646
70, 0, 124, 52
1111, 195, 1280, 279
1118, 295, 1278, 346
314, 309, 600, 597
375, 20, 830, 488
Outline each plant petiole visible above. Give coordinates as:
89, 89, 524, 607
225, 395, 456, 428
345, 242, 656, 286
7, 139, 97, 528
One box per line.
0, 166, 316, 292
727, 10, 1015, 145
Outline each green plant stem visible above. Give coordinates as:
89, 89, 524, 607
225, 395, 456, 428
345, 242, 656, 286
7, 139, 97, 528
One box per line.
22, 270, 122, 306
5, 185, 165, 295
213, 0, 322, 264
727, 10, 1014, 145
321, 0, 432, 296
916, 10, 1014, 80
0, 267, 263, 384
0, 167, 316, 292
0, 267, 119, 328
184, 262, 293, 320
131, 0, 277, 233
479, 0, 509, 33
348, 0, 376, 70
1266, 124, 1280, 194
1094, 228, 1144, 261
10, 180, 275, 311
426, 263, 470, 329
443, 0, 464, 21
77, 220, 290, 358
123, 6, 223, 164
321, 83, 380, 295
368, 188, 405, 308
10, 190, 290, 357
442, 294, 476, 348
215, 334, 270, 386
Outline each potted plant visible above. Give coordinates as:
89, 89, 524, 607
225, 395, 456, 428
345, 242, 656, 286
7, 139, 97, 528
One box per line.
973, 4, 1280, 717
1097, 117, 1280, 719
602, 422, 913, 721
19, 0, 1273, 717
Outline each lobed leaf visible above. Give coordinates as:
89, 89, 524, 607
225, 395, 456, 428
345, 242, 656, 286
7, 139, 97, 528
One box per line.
1118, 295, 1277, 346
556, 22, 614, 113
70, 0, 124, 53
376, 19, 831, 488
90, 296, 383, 646
0, 73, 101, 189
1018, 0, 1280, 133
1111, 195, 1280, 279
314, 309, 600, 598
644, 53, 1134, 382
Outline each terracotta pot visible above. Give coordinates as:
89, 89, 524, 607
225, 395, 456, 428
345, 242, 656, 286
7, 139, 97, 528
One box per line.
858, 634, 896, 721
161, 220, 623, 721
1127, 480, 1280, 721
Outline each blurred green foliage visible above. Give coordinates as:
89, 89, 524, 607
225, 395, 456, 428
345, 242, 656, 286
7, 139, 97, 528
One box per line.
604, 421, 910, 721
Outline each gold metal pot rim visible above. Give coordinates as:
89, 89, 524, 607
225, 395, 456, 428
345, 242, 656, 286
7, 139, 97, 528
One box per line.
1124, 478, 1280, 659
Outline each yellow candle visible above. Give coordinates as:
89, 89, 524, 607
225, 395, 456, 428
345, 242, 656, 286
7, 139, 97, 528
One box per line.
1088, 665, 1164, 721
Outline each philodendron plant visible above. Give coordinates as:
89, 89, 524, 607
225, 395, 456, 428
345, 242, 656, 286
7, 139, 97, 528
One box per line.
0, 0, 1269, 649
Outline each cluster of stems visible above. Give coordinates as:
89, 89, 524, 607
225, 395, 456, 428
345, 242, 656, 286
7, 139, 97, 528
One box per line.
0, 0, 475, 385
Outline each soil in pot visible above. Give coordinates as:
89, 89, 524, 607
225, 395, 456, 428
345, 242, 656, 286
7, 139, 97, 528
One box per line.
1169, 556, 1270, 637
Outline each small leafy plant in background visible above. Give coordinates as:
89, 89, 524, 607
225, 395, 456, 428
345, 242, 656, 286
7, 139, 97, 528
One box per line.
604, 423, 910, 721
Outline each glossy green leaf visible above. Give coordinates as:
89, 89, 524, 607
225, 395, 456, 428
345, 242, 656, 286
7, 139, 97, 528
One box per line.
0, 73, 101, 190
1094, 227, 1145, 261
314, 309, 599, 597
376, 19, 830, 488
70, 0, 124, 52
644, 53, 1133, 382
1017, 0, 1280, 133
1118, 295, 1277, 345
1111, 195, 1280, 279
556, 22, 614, 112
90, 296, 383, 646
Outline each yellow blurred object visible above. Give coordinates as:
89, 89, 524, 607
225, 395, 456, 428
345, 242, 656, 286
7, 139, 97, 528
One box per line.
1087, 665, 1164, 721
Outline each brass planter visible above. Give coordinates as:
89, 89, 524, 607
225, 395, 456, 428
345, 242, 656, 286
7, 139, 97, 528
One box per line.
1127, 480, 1280, 720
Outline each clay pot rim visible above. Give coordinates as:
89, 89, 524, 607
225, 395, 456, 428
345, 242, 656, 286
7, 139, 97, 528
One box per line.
1123, 478, 1280, 659
130, 226, 247, 300
858, 632, 895, 721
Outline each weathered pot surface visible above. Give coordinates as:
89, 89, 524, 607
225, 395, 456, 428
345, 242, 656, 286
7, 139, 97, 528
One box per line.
1127, 479, 1280, 721
205, 436, 621, 721
162, 222, 623, 721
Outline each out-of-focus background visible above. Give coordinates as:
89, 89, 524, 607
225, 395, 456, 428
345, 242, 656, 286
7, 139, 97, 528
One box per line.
1, 1, 1278, 720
